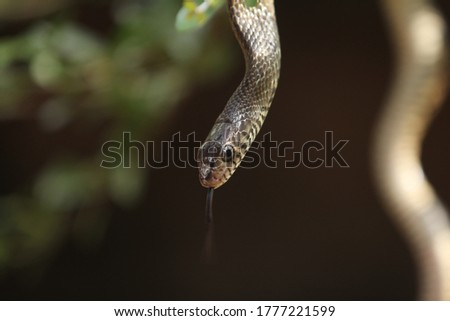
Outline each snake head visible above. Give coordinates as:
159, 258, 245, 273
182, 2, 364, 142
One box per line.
198, 121, 248, 189
198, 140, 237, 189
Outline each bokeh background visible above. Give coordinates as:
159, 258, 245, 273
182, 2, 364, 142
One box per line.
0, 0, 449, 300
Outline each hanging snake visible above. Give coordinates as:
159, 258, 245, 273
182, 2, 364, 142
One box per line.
196, 0, 450, 299
197, 0, 280, 191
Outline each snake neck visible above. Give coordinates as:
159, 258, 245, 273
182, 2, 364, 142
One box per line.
215, 0, 281, 142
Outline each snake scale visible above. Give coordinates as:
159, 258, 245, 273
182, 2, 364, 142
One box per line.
197, 0, 450, 299
197, 0, 280, 189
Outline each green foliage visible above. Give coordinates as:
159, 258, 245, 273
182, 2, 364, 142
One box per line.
245, 0, 259, 7
176, 0, 225, 31
0, 0, 235, 276
34, 161, 104, 212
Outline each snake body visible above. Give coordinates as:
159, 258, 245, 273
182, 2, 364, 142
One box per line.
198, 0, 280, 189
197, 0, 450, 299
374, 0, 450, 300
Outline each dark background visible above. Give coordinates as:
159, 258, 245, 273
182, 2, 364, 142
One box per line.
0, 0, 449, 300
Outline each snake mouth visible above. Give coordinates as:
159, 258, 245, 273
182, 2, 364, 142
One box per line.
199, 171, 223, 189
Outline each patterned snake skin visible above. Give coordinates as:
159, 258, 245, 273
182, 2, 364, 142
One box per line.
197, 0, 450, 299
198, 0, 280, 189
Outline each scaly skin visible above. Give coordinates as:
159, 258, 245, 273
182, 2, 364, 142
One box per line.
198, 0, 281, 189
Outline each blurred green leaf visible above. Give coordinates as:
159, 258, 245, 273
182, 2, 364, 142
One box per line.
33, 162, 104, 212
176, 0, 225, 31
107, 167, 146, 208
30, 50, 63, 88
50, 23, 103, 64
245, 0, 259, 7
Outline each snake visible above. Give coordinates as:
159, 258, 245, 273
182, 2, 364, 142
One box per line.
196, 0, 450, 299
197, 0, 281, 192
373, 0, 450, 300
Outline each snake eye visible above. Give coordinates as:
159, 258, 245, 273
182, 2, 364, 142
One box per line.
223, 144, 234, 163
